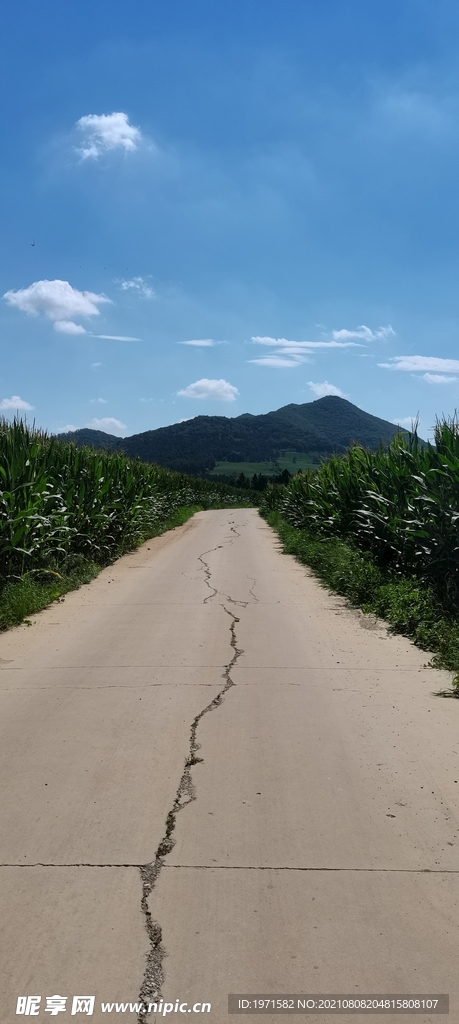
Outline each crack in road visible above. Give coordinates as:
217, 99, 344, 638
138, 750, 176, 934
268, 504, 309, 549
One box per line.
197, 548, 220, 604
136, 522, 246, 1023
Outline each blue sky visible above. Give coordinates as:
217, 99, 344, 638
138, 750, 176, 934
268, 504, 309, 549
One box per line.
2, 0, 459, 439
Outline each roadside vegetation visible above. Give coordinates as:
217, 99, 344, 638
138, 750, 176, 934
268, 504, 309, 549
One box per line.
261, 418, 459, 694
0, 419, 253, 630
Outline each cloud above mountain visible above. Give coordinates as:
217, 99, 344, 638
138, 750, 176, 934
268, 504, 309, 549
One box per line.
86, 417, 127, 434
308, 381, 348, 399
249, 335, 359, 367
177, 378, 239, 401
0, 395, 34, 411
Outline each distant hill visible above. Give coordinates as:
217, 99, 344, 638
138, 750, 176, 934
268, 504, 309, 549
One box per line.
56, 428, 121, 452
57, 397, 414, 473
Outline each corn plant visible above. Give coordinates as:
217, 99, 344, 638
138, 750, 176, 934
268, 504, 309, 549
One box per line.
261, 418, 459, 614
0, 419, 251, 582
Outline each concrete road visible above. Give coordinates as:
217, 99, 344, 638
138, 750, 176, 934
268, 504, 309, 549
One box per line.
0, 509, 457, 1023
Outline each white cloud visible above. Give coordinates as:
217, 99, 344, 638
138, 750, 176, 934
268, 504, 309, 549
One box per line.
249, 355, 304, 367
120, 277, 155, 299
283, 342, 357, 351
91, 362, 102, 369
90, 398, 108, 404
76, 112, 144, 159
308, 381, 348, 399
93, 335, 140, 341
0, 395, 34, 411
3, 279, 111, 326
54, 320, 87, 335
181, 339, 215, 347
332, 325, 395, 342
380, 356, 459, 373
251, 336, 357, 350
248, 335, 358, 368
177, 378, 239, 401
251, 336, 284, 347
59, 424, 77, 433
86, 417, 127, 434
422, 373, 458, 384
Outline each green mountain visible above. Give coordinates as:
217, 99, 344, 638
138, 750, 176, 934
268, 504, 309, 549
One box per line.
57, 397, 414, 472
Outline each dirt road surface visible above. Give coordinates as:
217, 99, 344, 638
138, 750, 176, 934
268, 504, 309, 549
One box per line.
0, 509, 458, 1023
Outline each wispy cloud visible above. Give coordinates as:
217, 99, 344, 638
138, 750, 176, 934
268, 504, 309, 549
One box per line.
249, 355, 304, 368
282, 342, 357, 351
308, 381, 348, 399
251, 336, 292, 348
249, 335, 357, 368
177, 378, 239, 401
119, 277, 155, 299
54, 320, 87, 335
380, 355, 459, 373
3, 280, 111, 333
90, 398, 108, 404
86, 417, 127, 434
58, 424, 77, 433
332, 325, 395, 341
0, 395, 34, 411
76, 112, 145, 160
181, 339, 216, 347
93, 335, 141, 342
251, 336, 358, 349
423, 373, 458, 384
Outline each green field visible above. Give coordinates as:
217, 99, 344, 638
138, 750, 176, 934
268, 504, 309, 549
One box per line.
208, 451, 321, 477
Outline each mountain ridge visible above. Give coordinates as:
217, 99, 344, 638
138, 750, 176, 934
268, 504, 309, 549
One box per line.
57, 397, 415, 473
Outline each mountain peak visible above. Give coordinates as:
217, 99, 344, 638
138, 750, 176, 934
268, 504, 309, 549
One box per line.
57, 397, 412, 473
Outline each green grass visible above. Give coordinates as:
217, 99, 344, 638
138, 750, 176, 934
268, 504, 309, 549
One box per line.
0, 562, 100, 631
276, 452, 322, 473
265, 511, 459, 696
209, 452, 320, 478
0, 505, 200, 632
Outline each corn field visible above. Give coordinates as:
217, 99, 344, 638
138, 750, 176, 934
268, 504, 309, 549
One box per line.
262, 419, 459, 614
0, 419, 251, 582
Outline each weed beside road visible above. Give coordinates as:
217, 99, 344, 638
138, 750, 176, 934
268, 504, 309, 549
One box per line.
262, 420, 459, 695
265, 512, 459, 692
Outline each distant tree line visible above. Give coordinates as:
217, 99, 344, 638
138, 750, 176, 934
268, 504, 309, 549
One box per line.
211, 469, 293, 491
